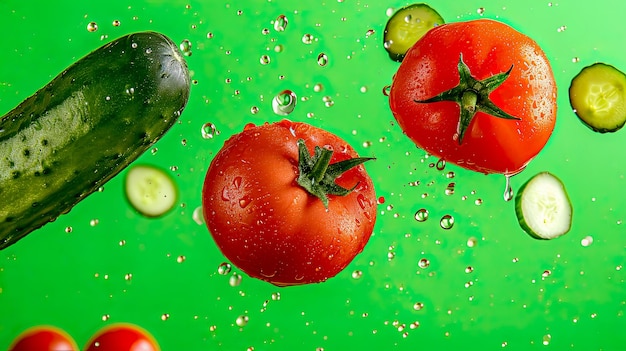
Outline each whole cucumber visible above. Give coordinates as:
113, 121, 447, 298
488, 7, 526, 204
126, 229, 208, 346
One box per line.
0, 31, 191, 249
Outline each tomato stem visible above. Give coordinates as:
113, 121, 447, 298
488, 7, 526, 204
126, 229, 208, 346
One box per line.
296, 139, 374, 208
414, 54, 520, 144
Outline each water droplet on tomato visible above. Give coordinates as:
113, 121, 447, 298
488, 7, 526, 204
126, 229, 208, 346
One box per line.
221, 187, 230, 201
440, 214, 454, 229
272, 90, 297, 116
414, 208, 429, 222
238, 197, 251, 208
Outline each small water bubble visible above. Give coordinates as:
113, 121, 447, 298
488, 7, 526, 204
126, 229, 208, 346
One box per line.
65, 226, 73, 233
250, 106, 259, 114
90, 219, 99, 227
440, 215, 455, 230
436, 159, 446, 170
542, 334, 551, 346
466, 237, 478, 248
418, 258, 430, 269
236, 315, 249, 327
218, 262, 232, 275
124, 273, 133, 281
477, 7, 485, 15
302, 33, 314, 44
446, 171, 455, 179
201, 122, 219, 139
557, 25, 567, 32
271, 292, 281, 301
414, 208, 429, 222
274, 14, 288, 31
151, 147, 158, 155
119, 240, 126, 246
229, 273, 243, 287
365, 29, 375, 38
572, 57, 580, 63
317, 53, 328, 66
351, 270, 363, 279
161, 313, 170, 321
87, 22, 98, 32
179, 39, 192, 56
474, 198, 483, 206
313, 83, 324, 92
445, 183, 455, 196
272, 90, 297, 116
413, 302, 424, 310
260, 54, 271, 65
542, 270, 552, 278
112, 20, 121, 27
465, 266, 474, 273
581, 235, 593, 247
101, 314, 110, 321
176, 255, 186, 263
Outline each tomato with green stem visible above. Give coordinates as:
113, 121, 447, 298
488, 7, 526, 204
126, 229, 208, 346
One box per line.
389, 19, 557, 175
201, 120, 377, 286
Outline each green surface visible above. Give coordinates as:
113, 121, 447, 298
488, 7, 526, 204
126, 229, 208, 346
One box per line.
0, 0, 624, 350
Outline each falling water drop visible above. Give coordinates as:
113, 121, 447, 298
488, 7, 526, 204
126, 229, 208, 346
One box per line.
274, 14, 288, 31
503, 175, 514, 201
317, 53, 329, 66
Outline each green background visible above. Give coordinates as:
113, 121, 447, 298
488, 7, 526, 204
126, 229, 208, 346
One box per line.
1, 0, 624, 350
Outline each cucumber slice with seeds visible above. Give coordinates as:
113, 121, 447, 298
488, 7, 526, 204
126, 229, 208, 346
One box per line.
383, 3, 444, 62
125, 165, 178, 218
569, 62, 626, 133
515, 172, 572, 240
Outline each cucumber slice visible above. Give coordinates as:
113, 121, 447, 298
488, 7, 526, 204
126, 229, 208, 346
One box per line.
125, 165, 178, 218
383, 3, 444, 62
515, 172, 572, 240
569, 62, 626, 133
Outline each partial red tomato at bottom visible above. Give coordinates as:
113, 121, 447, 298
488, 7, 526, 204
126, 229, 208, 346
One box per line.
84, 323, 159, 351
202, 120, 377, 286
9, 326, 78, 351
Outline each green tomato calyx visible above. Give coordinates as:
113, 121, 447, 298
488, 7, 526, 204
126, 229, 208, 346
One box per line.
296, 139, 374, 208
415, 54, 520, 143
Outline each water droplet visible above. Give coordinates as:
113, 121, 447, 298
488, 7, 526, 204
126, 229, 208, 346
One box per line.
272, 90, 297, 116
466, 237, 477, 247
201, 122, 219, 139
413, 302, 424, 310
161, 313, 170, 321
477, 7, 485, 15
436, 159, 446, 170
542, 334, 551, 346
365, 29, 375, 38
271, 292, 281, 301
101, 314, 110, 321
572, 57, 580, 63
414, 208, 429, 222
440, 215, 455, 229
236, 315, 249, 327
474, 198, 483, 206
445, 182, 455, 196
503, 175, 514, 202
302, 33, 314, 44
274, 14, 288, 31
465, 266, 474, 273
229, 273, 243, 287
581, 235, 593, 247
192, 206, 205, 225
351, 270, 363, 279
317, 53, 328, 66
382, 85, 391, 96
260, 54, 271, 65
64, 226, 73, 233
542, 270, 552, 278
418, 258, 430, 268
446, 171, 455, 179
177, 255, 186, 263
179, 39, 192, 56
124, 273, 133, 281
87, 22, 98, 32
90, 219, 99, 227
218, 262, 232, 275
250, 106, 259, 114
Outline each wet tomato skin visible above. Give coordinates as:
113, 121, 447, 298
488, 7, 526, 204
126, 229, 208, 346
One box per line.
84, 323, 159, 351
9, 326, 78, 351
389, 19, 557, 175
202, 120, 377, 286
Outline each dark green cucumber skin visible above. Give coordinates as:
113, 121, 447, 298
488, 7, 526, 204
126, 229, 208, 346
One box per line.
0, 31, 190, 249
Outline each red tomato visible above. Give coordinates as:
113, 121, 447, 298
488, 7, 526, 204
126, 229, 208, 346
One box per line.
202, 120, 377, 286
389, 19, 556, 175
9, 326, 78, 351
84, 323, 159, 351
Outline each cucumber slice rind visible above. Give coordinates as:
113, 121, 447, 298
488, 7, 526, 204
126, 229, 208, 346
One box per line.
125, 164, 178, 218
515, 172, 572, 240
